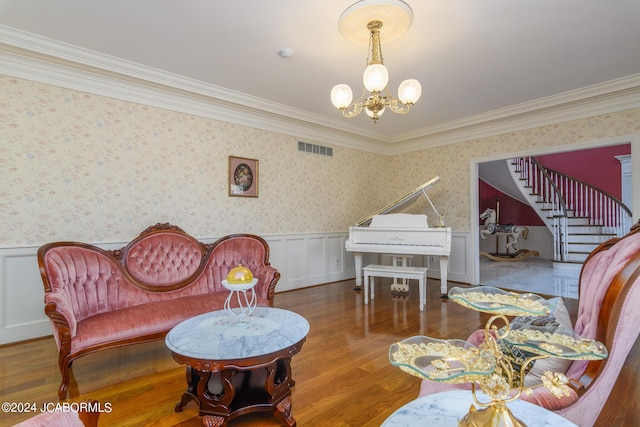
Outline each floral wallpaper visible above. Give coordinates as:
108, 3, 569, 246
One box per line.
0, 76, 384, 245
385, 112, 640, 232
1, 74, 639, 246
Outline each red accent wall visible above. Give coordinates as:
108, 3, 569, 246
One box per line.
479, 180, 545, 226
536, 144, 630, 199
479, 144, 630, 225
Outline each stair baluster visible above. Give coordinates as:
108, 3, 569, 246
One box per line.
508, 157, 632, 263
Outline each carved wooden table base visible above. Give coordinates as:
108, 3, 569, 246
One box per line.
166, 308, 309, 427
175, 354, 300, 427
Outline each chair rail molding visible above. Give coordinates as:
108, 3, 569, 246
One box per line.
0, 230, 472, 344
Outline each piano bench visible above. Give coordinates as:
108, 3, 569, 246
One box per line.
362, 264, 428, 311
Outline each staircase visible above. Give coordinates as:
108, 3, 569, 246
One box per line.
507, 157, 632, 263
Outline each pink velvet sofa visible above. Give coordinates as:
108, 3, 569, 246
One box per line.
38, 223, 280, 400
417, 221, 640, 426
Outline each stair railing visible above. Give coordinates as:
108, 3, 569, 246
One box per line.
512, 156, 633, 261
542, 165, 632, 237
512, 157, 569, 261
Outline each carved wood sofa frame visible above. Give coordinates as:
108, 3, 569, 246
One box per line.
38, 223, 280, 400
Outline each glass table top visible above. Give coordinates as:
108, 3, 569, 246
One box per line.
389, 286, 607, 386
448, 286, 550, 317
503, 326, 608, 360
389, 336, 495, 383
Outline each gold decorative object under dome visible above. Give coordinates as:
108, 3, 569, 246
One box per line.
226, 264, 254, 285
222, 265, 258, 325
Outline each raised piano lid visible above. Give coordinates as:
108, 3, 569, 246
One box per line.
356, 176, 440, 227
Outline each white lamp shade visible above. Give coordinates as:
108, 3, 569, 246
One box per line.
330, 84, 353, 109
363, 64, 389, 92
365, 106, 385, 118
398, 79, 422, 104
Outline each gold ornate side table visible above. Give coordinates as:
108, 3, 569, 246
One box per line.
389, 286, 607, 427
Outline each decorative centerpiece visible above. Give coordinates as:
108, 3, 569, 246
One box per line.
389, 286, 608, 427
221, 264, 258, 325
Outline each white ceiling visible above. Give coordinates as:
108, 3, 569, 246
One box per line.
1, 0, 640, 148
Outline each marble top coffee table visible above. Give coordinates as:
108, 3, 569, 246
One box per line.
165, 307, 309, 427
382, 390, 577, 426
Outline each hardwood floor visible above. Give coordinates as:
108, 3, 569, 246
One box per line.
1, 279, 638, 426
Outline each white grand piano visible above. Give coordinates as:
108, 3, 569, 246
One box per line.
345, 176, 452, 297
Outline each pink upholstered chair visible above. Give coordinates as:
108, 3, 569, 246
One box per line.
418, 223, 640, 427
11, 400, 100, 427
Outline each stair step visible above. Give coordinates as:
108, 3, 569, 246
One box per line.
568, 243, 602, 252
565, 238, 613, 245
567, 234, 615, 241
546, 215, 588, 220
567, 225, 607, 234
565, 252, 590, 262
505, 156, 629, 265
566, 218, 592, 226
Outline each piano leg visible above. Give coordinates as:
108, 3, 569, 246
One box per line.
353, 252, 363, 290
439, 256, 449, 298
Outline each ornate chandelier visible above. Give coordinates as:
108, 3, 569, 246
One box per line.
330, 0, 421, 123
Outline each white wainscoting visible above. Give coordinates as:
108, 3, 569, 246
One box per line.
0, 246, 50, 344
0, 241, 128, 345
0, 230, 472, 344
264, 233, 355, 292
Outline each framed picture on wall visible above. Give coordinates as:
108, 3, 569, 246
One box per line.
228, 156, 259, 197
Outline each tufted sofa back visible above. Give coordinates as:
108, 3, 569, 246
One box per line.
123, 229, 205, 290
39, 224, 277, 326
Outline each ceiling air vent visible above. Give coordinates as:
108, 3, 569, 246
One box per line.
298, 141, 333, 157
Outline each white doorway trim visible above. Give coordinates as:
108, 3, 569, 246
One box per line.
469, 133, 640, 286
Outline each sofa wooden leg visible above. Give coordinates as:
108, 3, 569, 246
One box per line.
58, 380, 68, 400
57, 357, 71, 400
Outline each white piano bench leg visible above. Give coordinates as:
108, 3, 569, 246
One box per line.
370, 277, 375, 300
364, 272, 369, 304
419, 276, 425, 311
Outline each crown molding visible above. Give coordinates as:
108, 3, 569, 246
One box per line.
390, 74, 640, 154
0, 26, 391, 154
1, 25, 639, 156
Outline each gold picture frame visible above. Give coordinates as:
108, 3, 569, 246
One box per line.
228, 156, 259, 197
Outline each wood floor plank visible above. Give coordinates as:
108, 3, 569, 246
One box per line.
0, 278, 637, 426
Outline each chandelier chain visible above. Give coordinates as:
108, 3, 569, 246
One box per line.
367, 21, 384, 66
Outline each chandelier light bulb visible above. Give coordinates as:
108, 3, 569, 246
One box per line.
363, 64, 389, 92
330, 84, 354, 109
398, 79, 422, 105
365, 106, 385, 119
